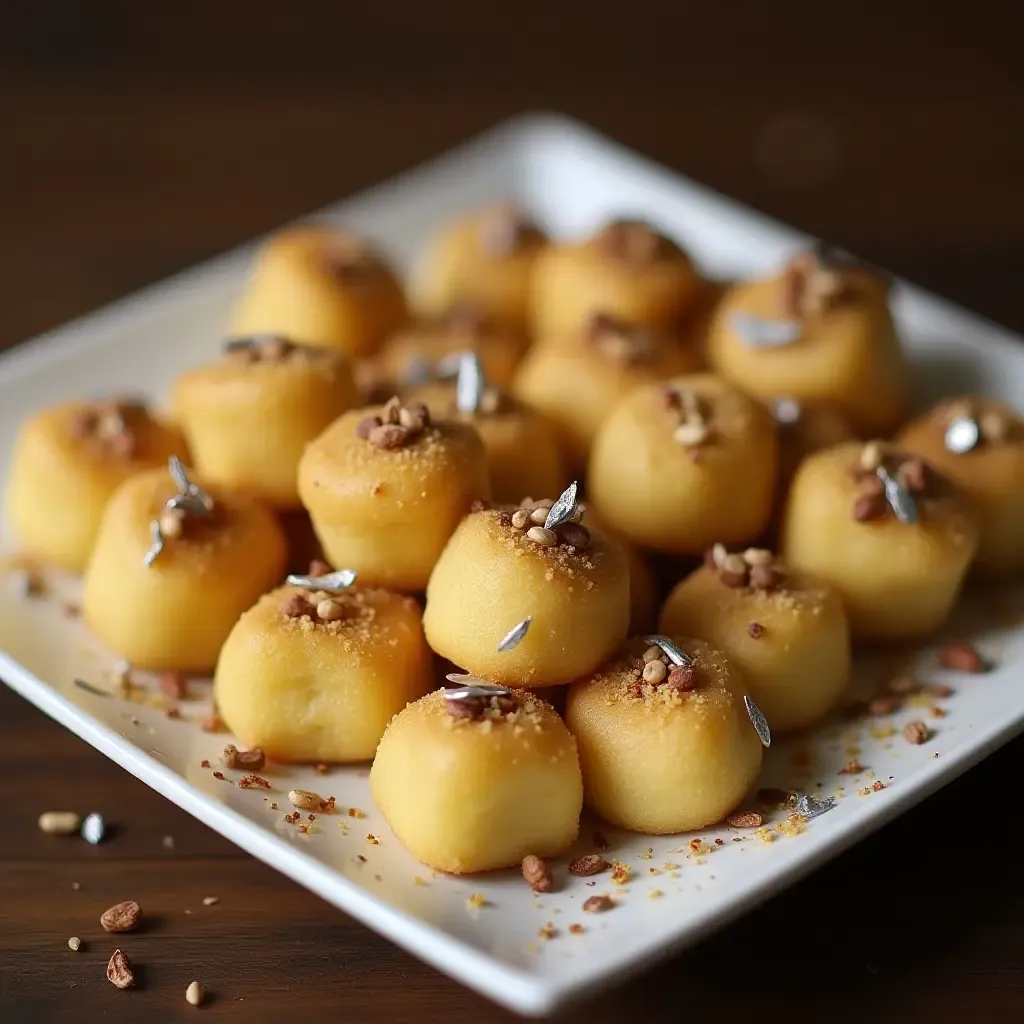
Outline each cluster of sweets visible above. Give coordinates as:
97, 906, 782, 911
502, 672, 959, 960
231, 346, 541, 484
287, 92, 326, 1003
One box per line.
7, 205, 1023, 877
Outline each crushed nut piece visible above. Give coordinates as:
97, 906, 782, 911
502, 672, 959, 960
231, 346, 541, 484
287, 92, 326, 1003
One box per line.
748, 622, 765, 639
666, 665, 696, 692
937, 642, 986, 673
725, 810, 763, 828
522, 854, 553, 893
202, 896, 219, 906
868, 695, 901, 716
68, 936, 82, 951
106, 949, 135, 989
526, 525, 557, 547
904, 720, 930, 744
582, 894, 615, 913
838, 758, 864, 775
158, 671, 189, 700
288, 789, 322, 810
569, 923, 584, 935
610, 861, 631, 885
100, 900, 142, 933
38, 811, 82, 835
221, 744, 266, 771
186, 981, 204, 1006
569, 854, 608, 877
642, 659, 667, 684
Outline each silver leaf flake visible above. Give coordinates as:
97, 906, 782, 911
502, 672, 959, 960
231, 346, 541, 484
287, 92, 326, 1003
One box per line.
744, 694, 772, 748
771, 396, 802, 425
443, 678, 516, 703
142, 519, 165, 568
167, 456, 214, 513
794, 794, 835, 820
497, 616, 532, 652
544, 481, 579, 531
223, 334, 275, 354
944, 417, 980, 455
641, 635, 693, 668
729, 312, 802, 349
286, 568, 358, 594
73, 678, 113, 699
81, 812, 107, 845
456, 351, 485, 414
877, 466, 919, 525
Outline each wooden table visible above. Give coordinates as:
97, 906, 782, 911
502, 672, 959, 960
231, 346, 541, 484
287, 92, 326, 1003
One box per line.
2, 7, 1023, 1021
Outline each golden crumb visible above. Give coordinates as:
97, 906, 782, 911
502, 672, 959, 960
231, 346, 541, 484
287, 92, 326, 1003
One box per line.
366, 834, 379, 845
538, 923, 558, 941
754, 827, 776, 844
688, 839, 711, 858
465, 893, 487, 910
638, 847, 653, 861
336, 821, 349, 836
348, 807, 366, 818
776, 813, 808, 837
413, 875, 426, 886
648, 889, 664, 900
610, 861, 632, 885
569, 923, 584, 935
663, 862, 681, 871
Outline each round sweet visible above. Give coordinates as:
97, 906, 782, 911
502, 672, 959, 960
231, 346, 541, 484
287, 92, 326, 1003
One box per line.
409, 205, 548, 330
404, 380, 566, 505
564, 637, 763, 834
297, 399, 490, 592
587, 374, 778, 554
229, 226, 408, 358
370, 688, 582, 873
214, 583, 432, 763
81, 468, 287, 672
377, 305, 529, 391
423, 502, 630, 686
171, 337, 359, 508
658, 552, 850, 732
6, 399, 188, 573
898, 397, 1024, 578
512, 317, 701, 474
706, 251, 907, 435
530, 219, 701, 338
781, 441, 980, 640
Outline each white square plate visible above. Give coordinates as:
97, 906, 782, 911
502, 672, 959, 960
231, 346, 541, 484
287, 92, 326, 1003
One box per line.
3, 113, 1024, 1018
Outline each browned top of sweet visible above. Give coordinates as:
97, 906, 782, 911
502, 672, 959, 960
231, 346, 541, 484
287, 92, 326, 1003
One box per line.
592, 219, 684, 266
66, 398, 159, 462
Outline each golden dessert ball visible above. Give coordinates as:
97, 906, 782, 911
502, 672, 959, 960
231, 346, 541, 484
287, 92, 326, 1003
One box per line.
659, 552, 850, 732
82, 467, 287, 672
298, 400, 490, 592
229, 225, 408, 358
588, 374, 778, 554
423, 502, 630, 686
6, 398, 188, 573
512, 317, 701, 474
377, 304, 529, 391
584, 507, 659, 635
171, 336, 359, 509
706, 252, 907, 435
530, 219, 702, 338
370, 688, 582, 873
898, 397, 1024, 579
404, 380, 566, 505
409, 204, 548, 330
214, 583, 432, 763
781, 441, 979, 640
565, 637, 763, 834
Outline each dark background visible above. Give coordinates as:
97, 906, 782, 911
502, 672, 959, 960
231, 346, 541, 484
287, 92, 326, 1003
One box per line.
2, 5, 1023, 1022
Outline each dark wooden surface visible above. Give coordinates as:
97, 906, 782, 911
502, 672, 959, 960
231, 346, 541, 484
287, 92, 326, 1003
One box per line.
2, 6, 1023, 1021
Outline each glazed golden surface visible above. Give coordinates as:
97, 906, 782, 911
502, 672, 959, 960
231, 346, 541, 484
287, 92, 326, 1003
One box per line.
370, 689, 582, 873
781, 441, 980, 639
423, 507, 630, 686
298, 406, 490, 591
565, 637, 763, 833
214, 584, 433, 763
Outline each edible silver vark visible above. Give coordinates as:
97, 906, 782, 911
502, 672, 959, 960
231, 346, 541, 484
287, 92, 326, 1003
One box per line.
455, 351, 485, 414
142, 520, 165, 568
73, 678, 113, 699
729, 312, 802, 348
944, 417, 980, 455
744, 694, 772, 748
168, 456, 214, 513
794, 793, 835, 819
877, 466, 919, 524
771, 396, 802, 425
641, 635, 693, 668
286, 568, 358, 594
497, 616, 532, 652
544, 481, 579, 531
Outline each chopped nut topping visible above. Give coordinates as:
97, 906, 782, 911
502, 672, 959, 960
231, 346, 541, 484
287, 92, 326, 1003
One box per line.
288, 789, 322, 811
586, 313, 655, 367
868, 695, 901, 716
569, 854, 609, 877
666, 665, 697, 692
642, 659, 667, 684
838, 758, 864, 775
281, 593, 316, 619
710, 546, 787, 591
748, 622, 765, 639
69, 399, 145, 461
316, 598, 347, 621
582, 894, 615, 913
359, 397, 432, 449
725, 810, 763, 828
221, 744, 266, 771
852, 444, 931, 522
478, 205, 540, 257
101, 900, 142, 933
780, 249, 849, 318
159, 670, 188, 700
521, 854, 553, 893
526, 525, 557, 547
903, 720, 930, 744
558, 522, 591, 551
937, 642, 986, 673
979, 409, 1009, 443
106, 949, 135, 990
510, 509, 530, 530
